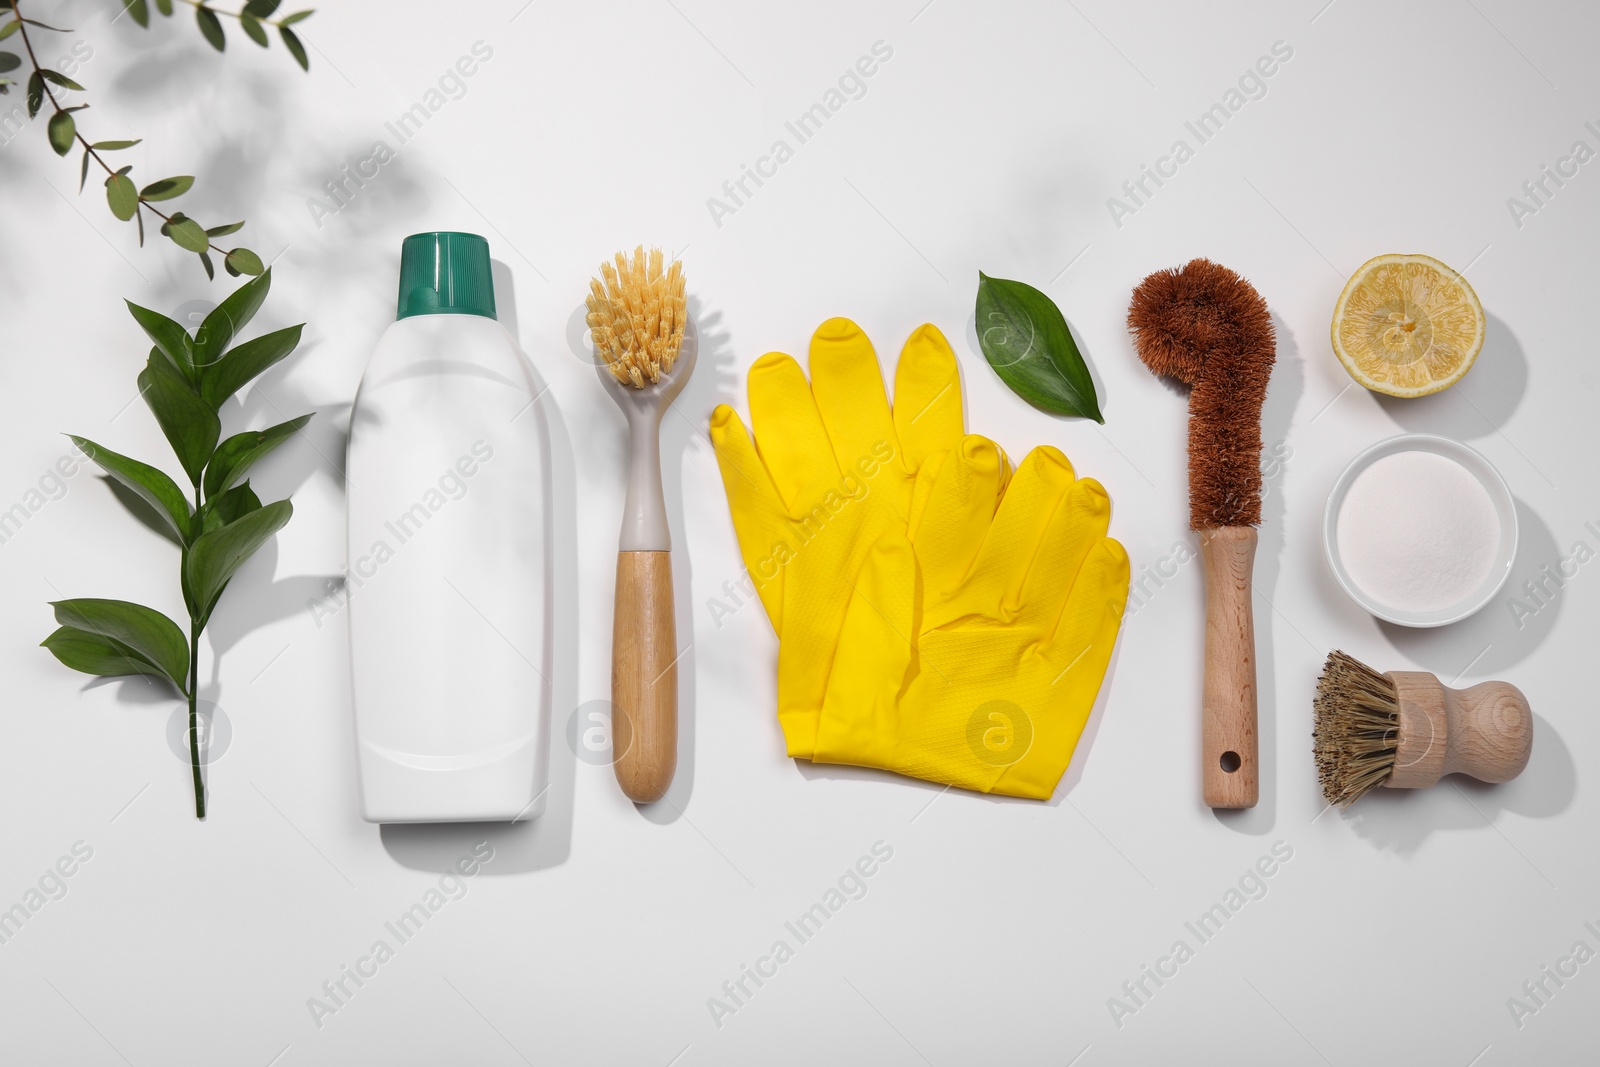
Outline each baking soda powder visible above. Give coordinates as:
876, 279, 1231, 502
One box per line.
1336, 450, 1499, 614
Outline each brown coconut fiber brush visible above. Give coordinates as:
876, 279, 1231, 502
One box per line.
1128, 259, 1275, 809
1314, 651, 1533, 807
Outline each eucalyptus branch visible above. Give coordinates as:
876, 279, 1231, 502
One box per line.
0, 0, 314, 279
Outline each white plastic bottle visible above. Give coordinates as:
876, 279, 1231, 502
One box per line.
346, 232, 550, 823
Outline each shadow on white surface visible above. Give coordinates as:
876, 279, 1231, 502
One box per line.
1333, 713, 1574, 858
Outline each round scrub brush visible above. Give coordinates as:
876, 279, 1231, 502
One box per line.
1313, 650, 1533, 807
1128, 259, 1275, 809
588, 247, 694, 803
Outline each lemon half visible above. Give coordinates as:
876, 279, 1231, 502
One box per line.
1331, 253, 1485, 398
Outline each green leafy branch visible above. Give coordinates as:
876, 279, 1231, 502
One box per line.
0, 0, 313, 279
42, 269, 311, 818
121, 0, 313, 69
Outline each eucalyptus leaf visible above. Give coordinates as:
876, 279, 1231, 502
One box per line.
49, 598, 189, 692
120, 0, 150, 28
279, 25, 307, 70
223, 248, 264, 276
46, 109, 73, 155
92, 139, 142, 150
282, 9, 313, 24
974, 272, 1103, 423
195, 5, 224, 51
24, 69, 40, 117
194, 269, 270, 377
200, 323, 302, 408
205, 221, 244, 237
203, 413, 310, 497
125, 300, 194, 378
186, 499, 292, 623
0, 21, 18, 41
243, 0, 281, 16
78, 147, 90, 191
139, 174, 193, 201
138, 352, 220, 486
155, 0, 172, 15
166, 216, 210, 253
239, 13, 268, 47
0, 51, 18, 72
41, 626, 171, 684
199, 250, 215, 280
39, 68, 84, 92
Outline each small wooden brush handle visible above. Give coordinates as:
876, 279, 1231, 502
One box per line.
1199, 527, 1259, 809
1387, 674, 1532, 789
612, 551, 678, 803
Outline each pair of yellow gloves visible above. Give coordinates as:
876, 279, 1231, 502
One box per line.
710, 319, 1130, 799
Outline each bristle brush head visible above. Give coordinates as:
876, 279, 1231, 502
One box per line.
1127, 258, 1275, 529
1313, 650, 1401, 807
586, 246, 688, 389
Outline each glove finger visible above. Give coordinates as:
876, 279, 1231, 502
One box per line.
812, 530, 918, 767
810, 318, 900, 479
911, 435, 1008, 599
962, 446, 1077, 613
892, 324, 964, 472
709, 404, 789, 631
748, 352, 838, 509
1045, 538, 1131, 671
1013, 477, 1112, 629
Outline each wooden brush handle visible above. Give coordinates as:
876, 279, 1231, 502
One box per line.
1387, 673, 1532, 789
612, 551, 678, 803
1199, 527, 1259, 808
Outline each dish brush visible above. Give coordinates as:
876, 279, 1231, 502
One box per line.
588, 247, 694, 803
1313, 650, 1532, 807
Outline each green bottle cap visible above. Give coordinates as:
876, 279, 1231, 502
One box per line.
396, 231, 497, 320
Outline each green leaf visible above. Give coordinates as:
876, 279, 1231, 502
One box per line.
24, 69, 41, 117
38, 68, 83, 91
46, 109, 73, 155
42, 625, 173, 685
138, 352, 220, 486
166, 216, 210, 253
0, 21, 19, 41
279, 25, 307, 70
78, 147, 90, 191
0, 50, 18, 72
199, 250, 215, 280
974, 272, 1104, 423
92, 138, 141, 150
224, 247, 263, 276
239, 13, 268, 46
202, 481, 261, 533
187, 499, 292, 622
204, 414, 310, 497
281, 10, 313, 24
106, 173, 138, 220
243, 0, 280, 16
193, 268, 269, 374
139, 174, 193, 201
49, 599, 188, 692
200, 323, 301, 408
125, 300, 195, 378
205, 220, 244, 237
120, 0, 150, 27
195, 5, 224, 50
155, 0, 172, 15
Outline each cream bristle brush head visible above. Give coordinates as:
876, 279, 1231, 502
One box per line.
587, 247, 695, 804
1313, 650, 1533, 808
587, 246, 687, 389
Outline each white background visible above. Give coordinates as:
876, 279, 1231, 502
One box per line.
1, 1, 1596, 1064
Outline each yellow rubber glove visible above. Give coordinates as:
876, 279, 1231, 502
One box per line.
812, 437, 1130, 799
709, 319, 964, 758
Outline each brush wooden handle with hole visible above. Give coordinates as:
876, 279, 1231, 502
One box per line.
1385, 673, 1532, 789
1199, 527, 1259, 808
612, 551, 678, 803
